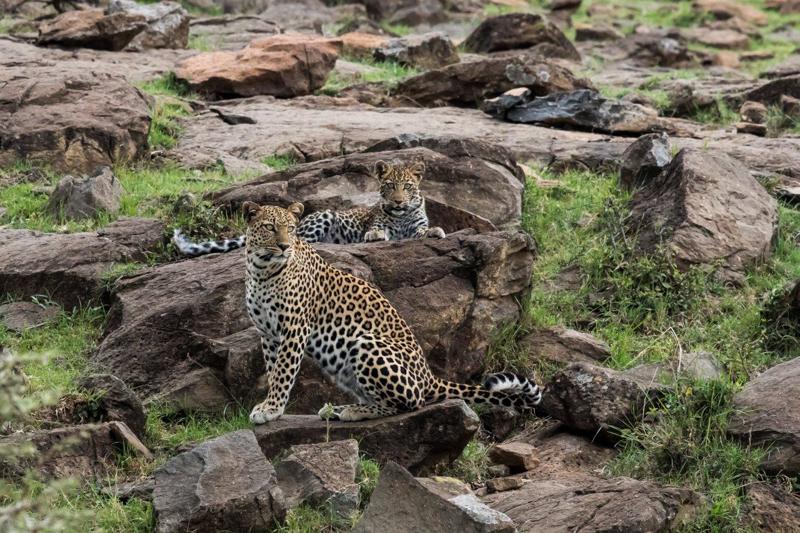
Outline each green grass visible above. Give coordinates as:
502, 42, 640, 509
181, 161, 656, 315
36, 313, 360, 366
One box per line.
137, 73, 196, 151
262, 154, 298, 171
319, 58, 420, 96
144, 405, 252, 451
442, 440, 492, 484
379, 21, 412, 36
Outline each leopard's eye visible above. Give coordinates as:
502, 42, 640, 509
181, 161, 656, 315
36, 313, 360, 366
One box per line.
288, 225, 296, 232
386, 182, 396, 190
404, 183, 412, 190
265, 224, 275, 231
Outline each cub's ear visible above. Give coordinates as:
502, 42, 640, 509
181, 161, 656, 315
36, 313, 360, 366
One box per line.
409, 160, 425, 180
242, 201, 261, 223
373, 160, 390, 179
287, 202, 304, 220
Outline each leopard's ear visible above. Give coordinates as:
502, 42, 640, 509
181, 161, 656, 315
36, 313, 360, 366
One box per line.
242, 201, 261, 223
287, 202, 304, 220
409, 160, 425, 182
373, 160, 390, 179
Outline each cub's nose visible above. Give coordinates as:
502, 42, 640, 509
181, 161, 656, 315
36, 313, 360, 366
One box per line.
277, 243, 290, 251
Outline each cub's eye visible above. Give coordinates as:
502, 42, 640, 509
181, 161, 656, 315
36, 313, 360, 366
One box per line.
386, 182, 395, 190
404, 183, 412, 190
265, 224, 275, 231
288, 225, 296, 232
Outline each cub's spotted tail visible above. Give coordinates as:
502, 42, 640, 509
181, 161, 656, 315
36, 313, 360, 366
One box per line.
428, 372, 542, 411
172, 229, 245, 257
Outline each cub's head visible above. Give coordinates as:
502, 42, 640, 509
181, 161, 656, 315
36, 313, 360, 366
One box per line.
242, 201, 304, 264
374, 160, 425, 213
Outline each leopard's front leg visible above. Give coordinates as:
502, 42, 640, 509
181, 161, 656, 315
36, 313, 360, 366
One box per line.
249, 324, 310, 424
413, 225, 446, 239
364, 222, 389, 242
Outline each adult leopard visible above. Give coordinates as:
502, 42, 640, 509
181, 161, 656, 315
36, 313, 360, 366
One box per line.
240, 201, 541, 423
172, 161, 445, 256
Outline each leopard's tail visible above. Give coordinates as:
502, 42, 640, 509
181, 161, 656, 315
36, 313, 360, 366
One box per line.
172, 229, 245, 257
427, 372, 542, 411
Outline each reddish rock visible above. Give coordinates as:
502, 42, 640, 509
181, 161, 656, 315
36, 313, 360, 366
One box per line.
340, 31, 388, 58
176, 33, 341, 98
489, 442, 539, 472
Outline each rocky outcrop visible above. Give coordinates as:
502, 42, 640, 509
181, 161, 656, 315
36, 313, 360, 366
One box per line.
93, 230, 534, 412
745, 75, 800, 106
176, 34, 341, 98
153, 430, 285, 533
0, 301, 59, 333
37, 9, 146, 51
395, 56, 592, 107
358, 0, 447, 26
208, 137, 524, 230
482, 473, 703, 532
107, 0, 190, 50
354, 461, 515, 532
743, 483, 800, 532
628, 148, 778, 282
275, 439, 360, 519
0, 422, 150, 482
171, 97, 800, 181
373, 32, 458, 69
541, 362, 664, 437
728, 357, 800, 475
0, 218, 165, 310
46, 167, 123, 220
255, 400, 479, 474
463, 13, 579, 60
0, 67, 151, 174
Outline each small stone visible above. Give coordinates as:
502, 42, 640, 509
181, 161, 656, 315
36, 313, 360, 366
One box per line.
46, 167, 123, 220
741, 50, 774, 61
37, 8, 147, 51
373, 32, 459, 70
695, 29, 749, 49
487, 465, 511, 478
486, 476, 524, 493
488, 442, 539, 472
782, 94, 800, 119
740, 101, 768, 123
710, 50, 740, 68
340, 31, 389, 59
619, 132, 672, 190
77, 373, 147, 438
574, 23, 624, 41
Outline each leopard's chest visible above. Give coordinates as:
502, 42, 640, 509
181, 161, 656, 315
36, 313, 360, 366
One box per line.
245, 279, 285, 338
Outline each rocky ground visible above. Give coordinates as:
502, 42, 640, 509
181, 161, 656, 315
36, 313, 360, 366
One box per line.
1, 0, 800, 531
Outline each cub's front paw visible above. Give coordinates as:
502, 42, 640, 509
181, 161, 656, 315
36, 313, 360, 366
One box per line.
364, 229, 387, 242
249, 403, 283, 424
426, 227, 446, 239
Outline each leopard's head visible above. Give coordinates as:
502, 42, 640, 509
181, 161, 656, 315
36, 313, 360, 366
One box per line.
374, 160, 425, 214
242, 201, 304, 265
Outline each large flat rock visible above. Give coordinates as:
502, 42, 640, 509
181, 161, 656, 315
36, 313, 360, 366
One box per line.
171, 96, 800, 179
93, 230, 535, 413
254, 400, 479, 475
0, 218, 165, 310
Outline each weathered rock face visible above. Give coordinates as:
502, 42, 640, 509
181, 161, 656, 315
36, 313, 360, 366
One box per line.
0, 218, 165, 310
743, 483, 800, 532
38, 9, 147, 51
745, 75, 800, 106
354, 461, 515, 533
695, 0, 768, 25
175, 34, 341, 98
255, 400, 479, 474
482, 473, 703, 532
628, 148, 778, 281
208, 137, 524, 230
188, 15, 280, 50
625, 351, 724, 383
484, 89, 672, 135
0, 422, 150, 482
541, 362, 664, 437
107, 0, 190, 50
395, 56, 592, 107
728, 357, 800, 475
463, 13, 579, 60
46, 167, 123, 220
574, 22, 624, 41
76, 373, 147, 438
373, 32, 458, 69
519, 326, 611, 366
275, 439, 360, 519
171, 96, 800, 181
618, 132, 672, 190
0, 67, 151, 174
93, 230, 534, 412
153, 430, 285, 533
0, 301, 60, 333
488, 441, 539, 473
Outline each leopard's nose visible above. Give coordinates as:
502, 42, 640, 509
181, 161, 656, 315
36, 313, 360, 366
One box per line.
277, 243, 290, 251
